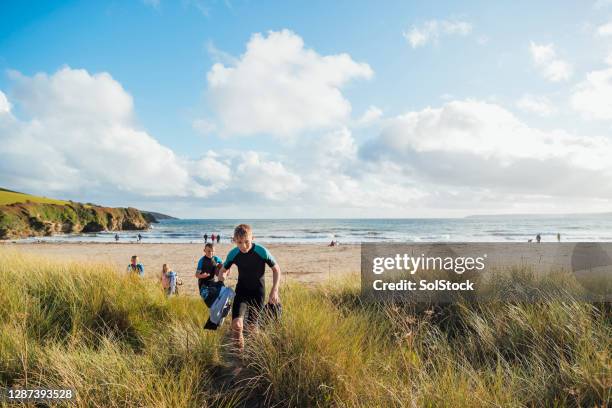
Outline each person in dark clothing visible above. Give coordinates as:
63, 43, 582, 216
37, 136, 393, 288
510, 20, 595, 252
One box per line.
216, 233, 221, 244
195, 243, 223, 302
203, 233, 208, 243
218, 224, 281, 352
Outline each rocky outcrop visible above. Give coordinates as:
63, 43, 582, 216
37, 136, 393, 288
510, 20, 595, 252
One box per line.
0, 201, 151, 240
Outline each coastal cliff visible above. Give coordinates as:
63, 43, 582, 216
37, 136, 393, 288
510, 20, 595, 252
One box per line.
0, 201, 151, 240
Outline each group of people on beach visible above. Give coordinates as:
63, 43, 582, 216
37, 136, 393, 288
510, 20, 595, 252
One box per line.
125, 224, 281, 352
115, 233, 143, 243
203, 233, 221, 243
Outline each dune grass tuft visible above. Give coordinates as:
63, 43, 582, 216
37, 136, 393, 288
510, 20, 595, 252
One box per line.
0, 248, 610, 407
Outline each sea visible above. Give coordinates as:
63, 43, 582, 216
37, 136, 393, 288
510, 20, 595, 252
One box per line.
17, 214, 612, 243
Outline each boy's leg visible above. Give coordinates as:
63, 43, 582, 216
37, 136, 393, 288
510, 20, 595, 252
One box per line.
231, 317, 244, 351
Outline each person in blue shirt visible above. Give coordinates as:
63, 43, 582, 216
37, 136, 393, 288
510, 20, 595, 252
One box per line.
218, 224, 281, 352
127, 255, 144, 277
195, 243, 223, 302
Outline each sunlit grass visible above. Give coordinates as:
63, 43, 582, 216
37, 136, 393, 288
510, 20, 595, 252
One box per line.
0, 248, 610, 407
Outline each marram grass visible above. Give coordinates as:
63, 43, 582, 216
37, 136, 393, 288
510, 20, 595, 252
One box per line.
0, 248, 610, 407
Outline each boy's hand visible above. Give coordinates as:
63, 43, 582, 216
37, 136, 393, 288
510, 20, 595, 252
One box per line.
268, 288, 280, 304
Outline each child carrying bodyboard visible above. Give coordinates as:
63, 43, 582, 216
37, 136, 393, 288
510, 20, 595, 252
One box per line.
195, 243, 234, 330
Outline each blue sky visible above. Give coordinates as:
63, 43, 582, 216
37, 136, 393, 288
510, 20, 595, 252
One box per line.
1, 0, 612, 217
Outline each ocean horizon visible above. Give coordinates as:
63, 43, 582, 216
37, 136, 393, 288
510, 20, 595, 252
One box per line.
16, 214, 612, 244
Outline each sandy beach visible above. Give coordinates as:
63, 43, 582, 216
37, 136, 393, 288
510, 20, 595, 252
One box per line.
2, 242, 360, 295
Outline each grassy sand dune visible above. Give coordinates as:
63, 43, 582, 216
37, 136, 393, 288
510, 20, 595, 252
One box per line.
0, 248, 610, 407
0, 188, 70, 206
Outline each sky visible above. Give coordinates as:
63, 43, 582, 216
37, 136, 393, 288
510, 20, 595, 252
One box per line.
1, 0, 612, 218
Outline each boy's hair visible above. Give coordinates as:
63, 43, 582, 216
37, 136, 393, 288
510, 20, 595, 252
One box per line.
131, 255, 138, 261
233, 224, 252, 239
204, 243, 214, 249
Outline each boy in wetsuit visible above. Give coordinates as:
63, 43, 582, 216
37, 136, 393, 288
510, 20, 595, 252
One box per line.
195, 243, 223, 301
218, 224, 281, 351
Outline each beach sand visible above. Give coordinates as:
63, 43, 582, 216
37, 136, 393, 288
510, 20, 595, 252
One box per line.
3, 242, 360, 296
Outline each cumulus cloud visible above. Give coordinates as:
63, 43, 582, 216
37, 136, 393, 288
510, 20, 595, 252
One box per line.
570, 67, 612, 120
0, 90, 10, 114
362, 100, 612, 198
529, 42, 573, 82
403, 19, 472, 48
356, 105, 383, 126
206, 29, 373, 137
234, 152, 304, 200
516, 94, 556, 116
0, 67, 229, 198
597, 21, 612, 36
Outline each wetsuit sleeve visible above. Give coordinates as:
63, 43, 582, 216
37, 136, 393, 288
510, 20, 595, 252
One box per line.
196, 257, 203, 272
254, 244, 277, 267
223, 247, 239, 269
213, 255, 223, 264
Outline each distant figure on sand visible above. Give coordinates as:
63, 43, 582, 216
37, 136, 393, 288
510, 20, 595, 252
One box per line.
161, 263, 177, 296
115, 233, 119, 242
203, 233, 208, 243
557, 233, 561, 242
216, 234, 221, 243
211, 233, 216, 243
127, 255, 144, 277
329, 240, 336, 247
218, 224, 282, 352
137, 233, 142, 243
536, 234, 541, 243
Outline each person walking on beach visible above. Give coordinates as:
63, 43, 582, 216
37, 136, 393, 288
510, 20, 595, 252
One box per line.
211, 233, 216, 243
557, 233, 561, 242
216, 233, 221, 244
203, 233, 208, 243
218, 224, 282, 352
115, 233, 119, 242
536, 234, 541, 243
127, 255, 144, 277
137, 233, 142, 243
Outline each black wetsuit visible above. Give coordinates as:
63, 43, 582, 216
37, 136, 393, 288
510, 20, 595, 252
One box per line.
223, 243, 276, 326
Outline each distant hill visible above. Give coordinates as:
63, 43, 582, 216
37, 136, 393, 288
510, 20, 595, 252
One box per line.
141, 211, 178, 223
0, 188, 158, 239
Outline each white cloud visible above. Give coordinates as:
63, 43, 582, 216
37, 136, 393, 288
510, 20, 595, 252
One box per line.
0, 90, 10, 114
206, 29, 373, 137
606, 53, 612, 65
516, 94, 556, 116
570, 67, 612, 120
597, 21, 612, 36
235, 152, 304, 200
403, 19, 472, 48
363, 99, 612, 198
356, 105, 383, 126
529, 42, 573, 82
0, 67, 226, 198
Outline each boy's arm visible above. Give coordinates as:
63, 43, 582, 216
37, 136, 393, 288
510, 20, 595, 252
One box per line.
268, 264, 281, 304
217, 266, 230, 282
